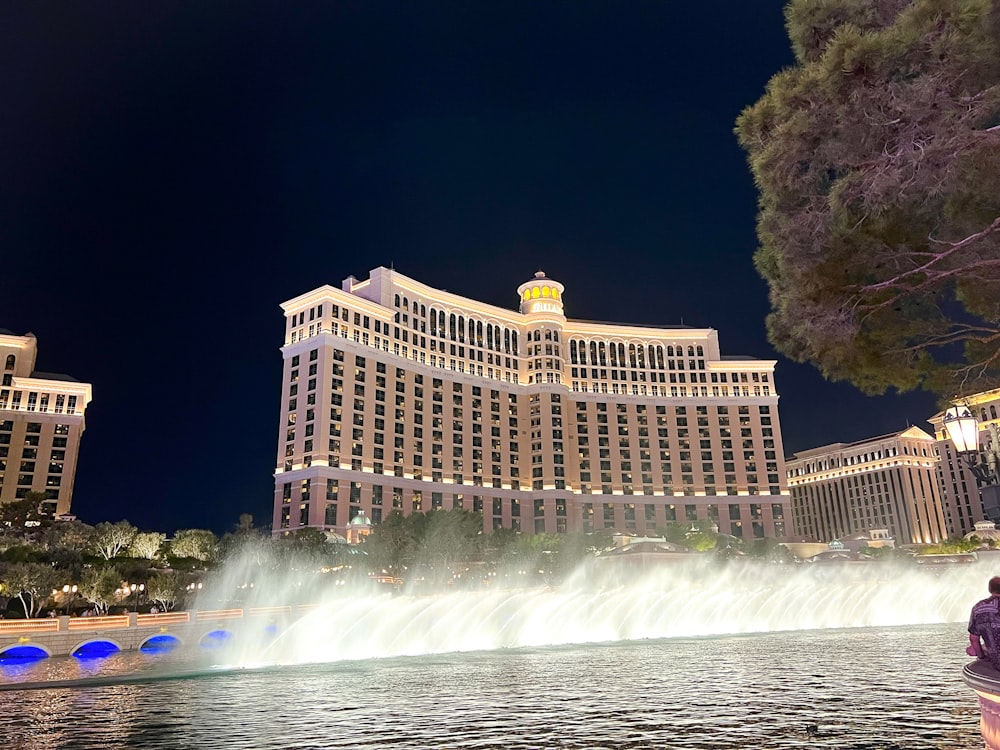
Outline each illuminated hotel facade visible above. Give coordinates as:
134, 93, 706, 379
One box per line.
0, 331, 93, 517
273, 268, 791, 540
785, 426, 948, 545
926, 389, 1000, 537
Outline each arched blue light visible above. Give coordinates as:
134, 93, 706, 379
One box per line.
141, 634, 180, 652
0, 645, 48, 663
200, 629, 233, 648
72, 641, 120, 659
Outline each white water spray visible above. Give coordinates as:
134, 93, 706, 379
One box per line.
191, 557, 987, 669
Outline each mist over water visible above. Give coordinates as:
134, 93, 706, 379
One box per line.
194, 556, 988, 669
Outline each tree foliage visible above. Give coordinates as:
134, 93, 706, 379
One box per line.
0, 562, 61, 618
170, 529, 218, 562
146, 572, 184, 611
90, 520, 138, 560
736, 0, 1000, 396
78, 566, 123, 615
129, 531, 166, 560
0, 492, 50, 542
361, 509, 483, 578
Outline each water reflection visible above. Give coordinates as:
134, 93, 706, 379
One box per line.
0, 625, 983, 750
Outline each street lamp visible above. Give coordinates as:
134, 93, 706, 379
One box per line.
129, 583, 145, 611
943, 404, 1000, 521
62, 584, 77, 616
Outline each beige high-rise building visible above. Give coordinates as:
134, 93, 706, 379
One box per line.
0, 331, 93, 517
272, 268, 791, 540
927, 388, 1000, 537
786, 426, 948, 545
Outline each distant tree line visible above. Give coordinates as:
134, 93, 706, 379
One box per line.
1, 492, 892, 617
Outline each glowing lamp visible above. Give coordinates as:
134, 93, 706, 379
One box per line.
943, 406, 980, 454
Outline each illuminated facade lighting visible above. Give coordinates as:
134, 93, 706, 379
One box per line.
785, 426, 948, 545
928, 389, 1000, 536
0, 331, 93, 518
272, 267, 791, 539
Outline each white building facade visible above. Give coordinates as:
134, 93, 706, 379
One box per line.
0, 331, 93, 517
927, 389, 1000, 537
273, 268, 791, 540
786, 426, 948, 545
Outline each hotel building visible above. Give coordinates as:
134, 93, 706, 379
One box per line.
0, 331, 93, 517
927, 389, 1000, 537
785, 426, 948, 545
272, 268, 791, 540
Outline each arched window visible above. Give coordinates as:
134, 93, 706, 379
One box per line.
570, 340, 578, 364
618, 343, 626, 366
402, 296, 409, 310
637, 345, 645, 369
666, 345, 674, 357
629, 344, 637, 368
533, 330, 541, 342
394, 294, 401, 307
656, 346, 664, 369
687, 345, 695, 357
609, 343, 618, 367
696, 345, 704, 356
598, 342, 607, 365
487, 324, 494, 350
512, 332, 519, 356
992, 405, 998, 420
590, 341, 598, 366
578, 341, 588, 365
553, 331, 559, 342
494, 325, 501, 350
648, 345, 656, 368
504, 329, 511, 354
430, 309, 438, 336
476, 320, 483, 346
458, 316, 465, 342
545, 330, 553, 340
449, 314, 457, 340
420, 304, 426, 317
4, 355, 13, 371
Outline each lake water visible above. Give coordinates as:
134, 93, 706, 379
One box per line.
0, 622, 982, 750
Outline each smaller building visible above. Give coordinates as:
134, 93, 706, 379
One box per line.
345, 511, 373, 545
836, 529, 894, 553
965, 521, 1000, 545
0, 331, 92, 517
786, 426, 947, 545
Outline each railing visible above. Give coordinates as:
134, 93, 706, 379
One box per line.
136, 611, 190, 626
0, 619, 60, 634
195, 608, 244, 621
0, 608, 290, 636
67, 615, 129, 631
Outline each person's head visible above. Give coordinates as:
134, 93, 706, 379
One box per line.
988, 576, 1000, 596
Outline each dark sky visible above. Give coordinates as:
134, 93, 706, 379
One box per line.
1, 1, 939, 534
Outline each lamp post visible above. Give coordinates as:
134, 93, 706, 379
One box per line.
943, 405, 1000, 522
129, 582, 145, 611
62, 584, 77, 616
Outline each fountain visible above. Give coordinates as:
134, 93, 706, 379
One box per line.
184, 556, 984, 670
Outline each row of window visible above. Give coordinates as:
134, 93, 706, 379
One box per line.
0, 391, 79, 414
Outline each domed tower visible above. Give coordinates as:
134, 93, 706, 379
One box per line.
516, 271, 566, 385
517, 271, 565, 316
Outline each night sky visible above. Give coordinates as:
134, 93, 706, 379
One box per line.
2, 2, 939, 534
